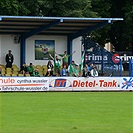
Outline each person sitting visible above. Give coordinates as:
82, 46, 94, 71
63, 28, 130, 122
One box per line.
88, 63, 95, 72
68, 61, 76, 76
83, 66, 90, 77
27, 63, 34, 76
90, 66, 98, 77
45, 60, 53, 77
33, 68, 40, 77
60, 65, 68, 76
20, 62, 28, 75
72, 64, 79, 77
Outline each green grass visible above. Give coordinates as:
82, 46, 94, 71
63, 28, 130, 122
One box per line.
0, 92, 132, 133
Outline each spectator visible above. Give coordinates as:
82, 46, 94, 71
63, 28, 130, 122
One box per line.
60, 64, 68, 76
88, 63, 94, 72
20, 62, 28, 75
55, 51, 76, 68
90, 66, 98, 77
33, 68, 40, 77
73, 64, 79, 77
83, 64, 90, 77
68, 60, 76, 76
49, 54, 64, 76
5, 50, 14, 68
27, 63, 34, 76
45, 60, 53, 77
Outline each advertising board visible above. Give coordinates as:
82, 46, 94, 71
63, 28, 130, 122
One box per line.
0, 77, 49, 91
0, 77, 132, 92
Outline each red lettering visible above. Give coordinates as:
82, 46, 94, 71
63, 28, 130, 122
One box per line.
73, 80, 78, 87
55, 80, 61, 87
88, 82, 93, 87
81, 82, 85, 87
99, 80, 104, 87
112, 80, 117, 87
0, 78, 15, 83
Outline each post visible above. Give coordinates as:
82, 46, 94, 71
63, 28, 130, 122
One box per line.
83, 35, 87, 67
101, 49, 104, 75
119, 59, 122, 77
20, 36, 26, 67
67, 37, 73, 65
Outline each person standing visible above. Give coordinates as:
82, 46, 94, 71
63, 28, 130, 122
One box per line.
5, 50, 14, 68
55, 51, 76, 68
45, 60, 53, 76
49, 54, 64, 76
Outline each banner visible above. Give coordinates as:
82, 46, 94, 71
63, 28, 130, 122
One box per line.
0, 77, 49, 91
0, 77, 133, 92
35, 40, 55, 60
49, 77, 133, 91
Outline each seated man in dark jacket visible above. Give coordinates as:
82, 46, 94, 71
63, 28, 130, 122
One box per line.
83, 66, 90, 77
20, 62, 28, 75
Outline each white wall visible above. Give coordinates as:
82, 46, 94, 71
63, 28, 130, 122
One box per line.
0, 35, 20, 67
26, 35, 82, 66
73, 37, 82, 64
26, 35, 67, 66
0, 35, 82, 68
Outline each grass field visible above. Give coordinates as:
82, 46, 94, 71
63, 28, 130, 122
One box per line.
0, 92, 132, 133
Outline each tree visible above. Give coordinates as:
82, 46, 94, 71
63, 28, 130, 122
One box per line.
39, 0, 97, 17
91, 0, 133, 51
0, 0, 40, 16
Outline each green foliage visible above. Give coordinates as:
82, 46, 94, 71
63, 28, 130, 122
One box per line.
0, 0, 40, 16
39, 0, 97, 17
91, 0, 111, 17
91, 0, 132, 51
0, 0, 19, 15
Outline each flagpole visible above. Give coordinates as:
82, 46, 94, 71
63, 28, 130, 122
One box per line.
83, 35, 87, 67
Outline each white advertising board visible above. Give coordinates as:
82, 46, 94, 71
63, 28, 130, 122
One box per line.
0, 77, 49, 91
0, 77, 132, 91
49, 77, 133, 91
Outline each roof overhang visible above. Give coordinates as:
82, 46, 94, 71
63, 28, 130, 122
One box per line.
0, 16, 123, 39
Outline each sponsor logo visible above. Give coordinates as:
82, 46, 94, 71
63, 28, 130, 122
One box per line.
0, 78, 15, 83
72, 79, 117, 88
50, 78, 72, 88
87, 54, 108, 61
86, 52, 133, 64
112, 54, 120, 63
54, 79, 66, 87
122, 78, 133, 89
